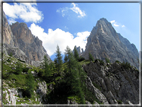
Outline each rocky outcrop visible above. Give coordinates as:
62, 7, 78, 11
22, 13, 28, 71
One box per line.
3, 12, 15, 46
3, 11, 50, 65
86, 76, 109, 104
82, 18, 139, 69
36, 81, 47, 103
10, 22, 50, 62
83, 61, 139, 104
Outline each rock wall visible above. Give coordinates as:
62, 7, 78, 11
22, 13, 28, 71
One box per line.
3, 11, 50, 65
83, 61, 139, 104
82, 18, 139, 69
10, 22, 50, 62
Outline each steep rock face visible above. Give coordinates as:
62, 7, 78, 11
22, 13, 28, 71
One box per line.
83, 61, 139, 104
3, 11, 50, 65
82, 18, 139, 68
3, 12, 15, 46
3, 12, 29, 63
10, 22, 49, 62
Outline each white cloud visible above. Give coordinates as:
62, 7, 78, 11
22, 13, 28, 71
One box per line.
29, 23, 90, 56
8, 18, 16, 25
110, 20, 123, 27
70, 3, 86, 18
56, 7, 68, 17
110, 20, 115, 24
122, 25, 125, 27
113, 23, 119, 27
3, 3, 43, 23
56, 3, 86, 18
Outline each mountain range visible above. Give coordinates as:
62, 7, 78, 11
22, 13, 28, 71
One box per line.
2, 11, 139, 106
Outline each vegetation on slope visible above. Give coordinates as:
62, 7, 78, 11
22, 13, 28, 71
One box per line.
2, 45, 139, 105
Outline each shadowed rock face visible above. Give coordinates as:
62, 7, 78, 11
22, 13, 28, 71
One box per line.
3, 12, 50, 65
82, 18, 139, 68
83, 61, 139, 104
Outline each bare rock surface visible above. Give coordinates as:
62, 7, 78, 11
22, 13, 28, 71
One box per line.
82, 18, 139, 69
3, 11, 50, 66
83, 61, 139, 104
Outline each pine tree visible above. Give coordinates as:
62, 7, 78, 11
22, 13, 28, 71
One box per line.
26, 70, 35, 98
40, 55, 51, 81
64, 54, 68, 63
89, 52, 94, 61
15, 61, 22, 74
55, 45, 63, 73
73, 46, 79, 61
65, 46, 85, 104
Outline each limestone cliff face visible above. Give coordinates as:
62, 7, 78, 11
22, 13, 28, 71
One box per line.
3, 12, 29, 63
10, 22, 49, 62
3, 12, 50, 65
82, 18, 139, 68
3, 12, 15, 46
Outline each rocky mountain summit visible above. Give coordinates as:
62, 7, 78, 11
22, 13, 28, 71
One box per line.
3, 12, 50, 66
82, 18, 139, 69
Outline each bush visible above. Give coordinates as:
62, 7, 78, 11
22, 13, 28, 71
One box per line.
105, 58, 110, 63
100, 60, 104, 66
22, 67, 29, 73
115, 60, 120, 63
78, 56, 85, 62
15, 61, 23, 75
89, 53, 94, 61
121, 62, 131, 69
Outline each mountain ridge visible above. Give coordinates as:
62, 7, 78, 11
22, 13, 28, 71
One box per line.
82, 18, 139, 69
3, 12, 50, 66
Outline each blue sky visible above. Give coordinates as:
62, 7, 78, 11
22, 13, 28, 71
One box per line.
3, 2, 140, 61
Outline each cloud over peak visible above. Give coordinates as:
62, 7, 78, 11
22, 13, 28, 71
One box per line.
3, 3, 43, 24
110, 20, 125, 28
29, 23, 90, 56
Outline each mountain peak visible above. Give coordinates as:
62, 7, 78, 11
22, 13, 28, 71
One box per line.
82, 18, 139, 69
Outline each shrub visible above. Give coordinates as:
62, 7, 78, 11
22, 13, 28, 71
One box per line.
22, 67, 29, 73
100, 60, 104, 66
78, 56, 85, 62
115, 60, 120, 63
89, 53, 94, 61
105, 58, 110, 63
121, 62, 131, 69
15, 61, 23, 75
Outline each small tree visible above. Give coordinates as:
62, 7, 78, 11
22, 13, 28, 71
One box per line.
26, 70, 35, 98
15, 61, 22, 74
105, 58, 110, 63
64, 54, 68, 63
65, 46, 85, 104
74, 46, 79, 61
89, 53, 94, 61
55, 45, 63, 73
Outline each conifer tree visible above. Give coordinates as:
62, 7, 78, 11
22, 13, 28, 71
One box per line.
89, 52, 94, 61
64, 54, 68, 63
73, 46, 79, 61
26, 70, 35, 98
55, 45, 63, 73
15, 61, 22, 74
65, 46, 85, 104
